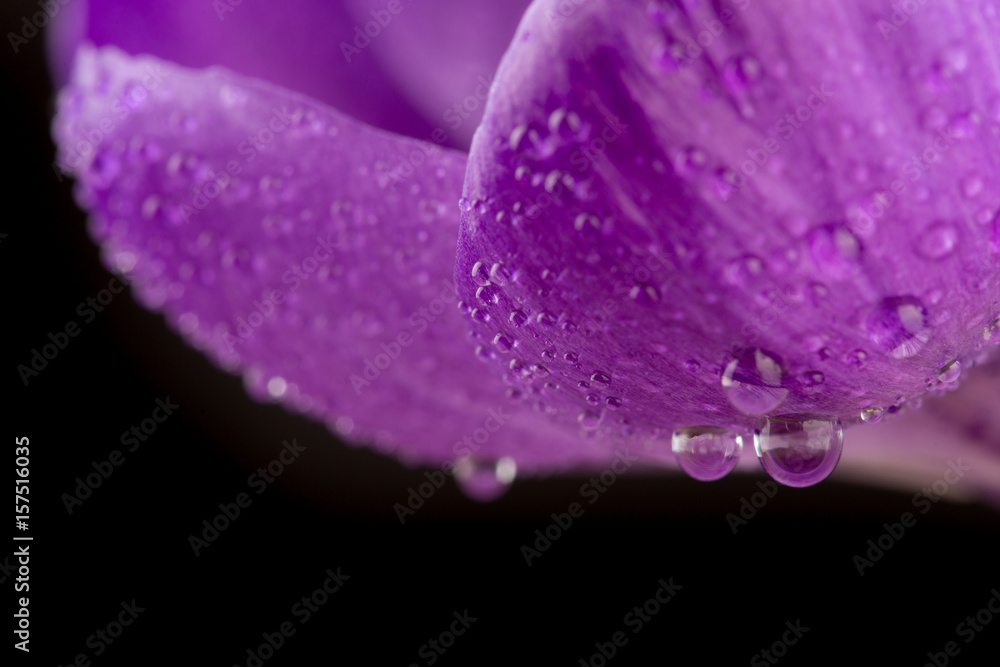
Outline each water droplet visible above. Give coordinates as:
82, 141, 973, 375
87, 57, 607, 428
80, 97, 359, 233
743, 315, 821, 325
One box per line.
984, 317, 1000, 344
471, 261, 491, 286
672, 427, 743, 482
490, 262, 511, 286
937, 360, 961, 383
590, 371, 611, 386
672, 146, 707, 177
865, 296, 930, 359
845, 349, 868, 369
536, 311, 557, 326
808, 224, 861, 278
629, 283, 660, 305
962, 176, 984, 198
754, 415, 844, 487
578, 410, 602, 430
725, 255, 764, 287
916, 222, 958, 259
476, 285, 498, 304
454, 457, 516, 502
721, 349, 788, 415
509, 310, 526, 327
722, 54, 763, 94
860, 407, 884, 423
800, 370, 825, 388
266, 376, 287, 399
493, 333, 513, 352
606, 397, 623, 410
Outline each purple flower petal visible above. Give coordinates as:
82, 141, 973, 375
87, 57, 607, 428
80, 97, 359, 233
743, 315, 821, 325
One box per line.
345, 0, 532, 146
456, 0, 1000, 444
74, 0, 434, 139
52, 45, 618, 478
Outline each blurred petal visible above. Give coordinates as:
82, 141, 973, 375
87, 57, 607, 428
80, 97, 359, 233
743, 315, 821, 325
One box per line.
52, 45, 618, 475
456, 0, 1000, 444
72, 0, 436, 139
843, 361, 1000, 505
346, 0, 532, 147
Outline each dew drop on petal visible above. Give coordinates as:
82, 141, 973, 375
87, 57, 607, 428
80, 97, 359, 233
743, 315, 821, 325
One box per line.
915, 222, 958, 259
454, 457, 516, 502
471, 261, 491, 286
860, 407, 884, 423
937, 360, 961, 383
721, 349, 788, 415
578, 409, 602, 429
754, 415, 843, 487
865, 296, 930, 359
808, 224, 861, 278
671, 427, 743, 482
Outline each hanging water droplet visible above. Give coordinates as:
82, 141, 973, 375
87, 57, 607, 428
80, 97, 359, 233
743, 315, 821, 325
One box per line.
754, 415, 844, 487
860, 407, 884, 423
937, 360, 961, 383
721, 349, 788, 415
671, 427, 743, 482
454, 456, 516, 502
865, 296, 930, 359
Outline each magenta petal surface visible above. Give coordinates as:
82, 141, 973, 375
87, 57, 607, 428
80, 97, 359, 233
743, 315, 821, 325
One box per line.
81, 0, 434, 139
345, 0, 532, 147
52, 45, 616, 473
456, 0, 1000, 441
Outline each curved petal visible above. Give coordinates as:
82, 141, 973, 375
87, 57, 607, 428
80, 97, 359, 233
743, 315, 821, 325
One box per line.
63, 0, 437, 140
345, 0, 532, 147
456, 0, 1000, 446
842, 361, 1000, 506
51, 44, 627, 479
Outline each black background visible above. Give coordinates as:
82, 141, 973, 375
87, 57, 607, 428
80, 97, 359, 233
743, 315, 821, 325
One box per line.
4, 1, 999, 664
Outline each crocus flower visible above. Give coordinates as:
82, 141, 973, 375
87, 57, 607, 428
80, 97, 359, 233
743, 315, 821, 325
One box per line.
50, 0, 1000, 502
